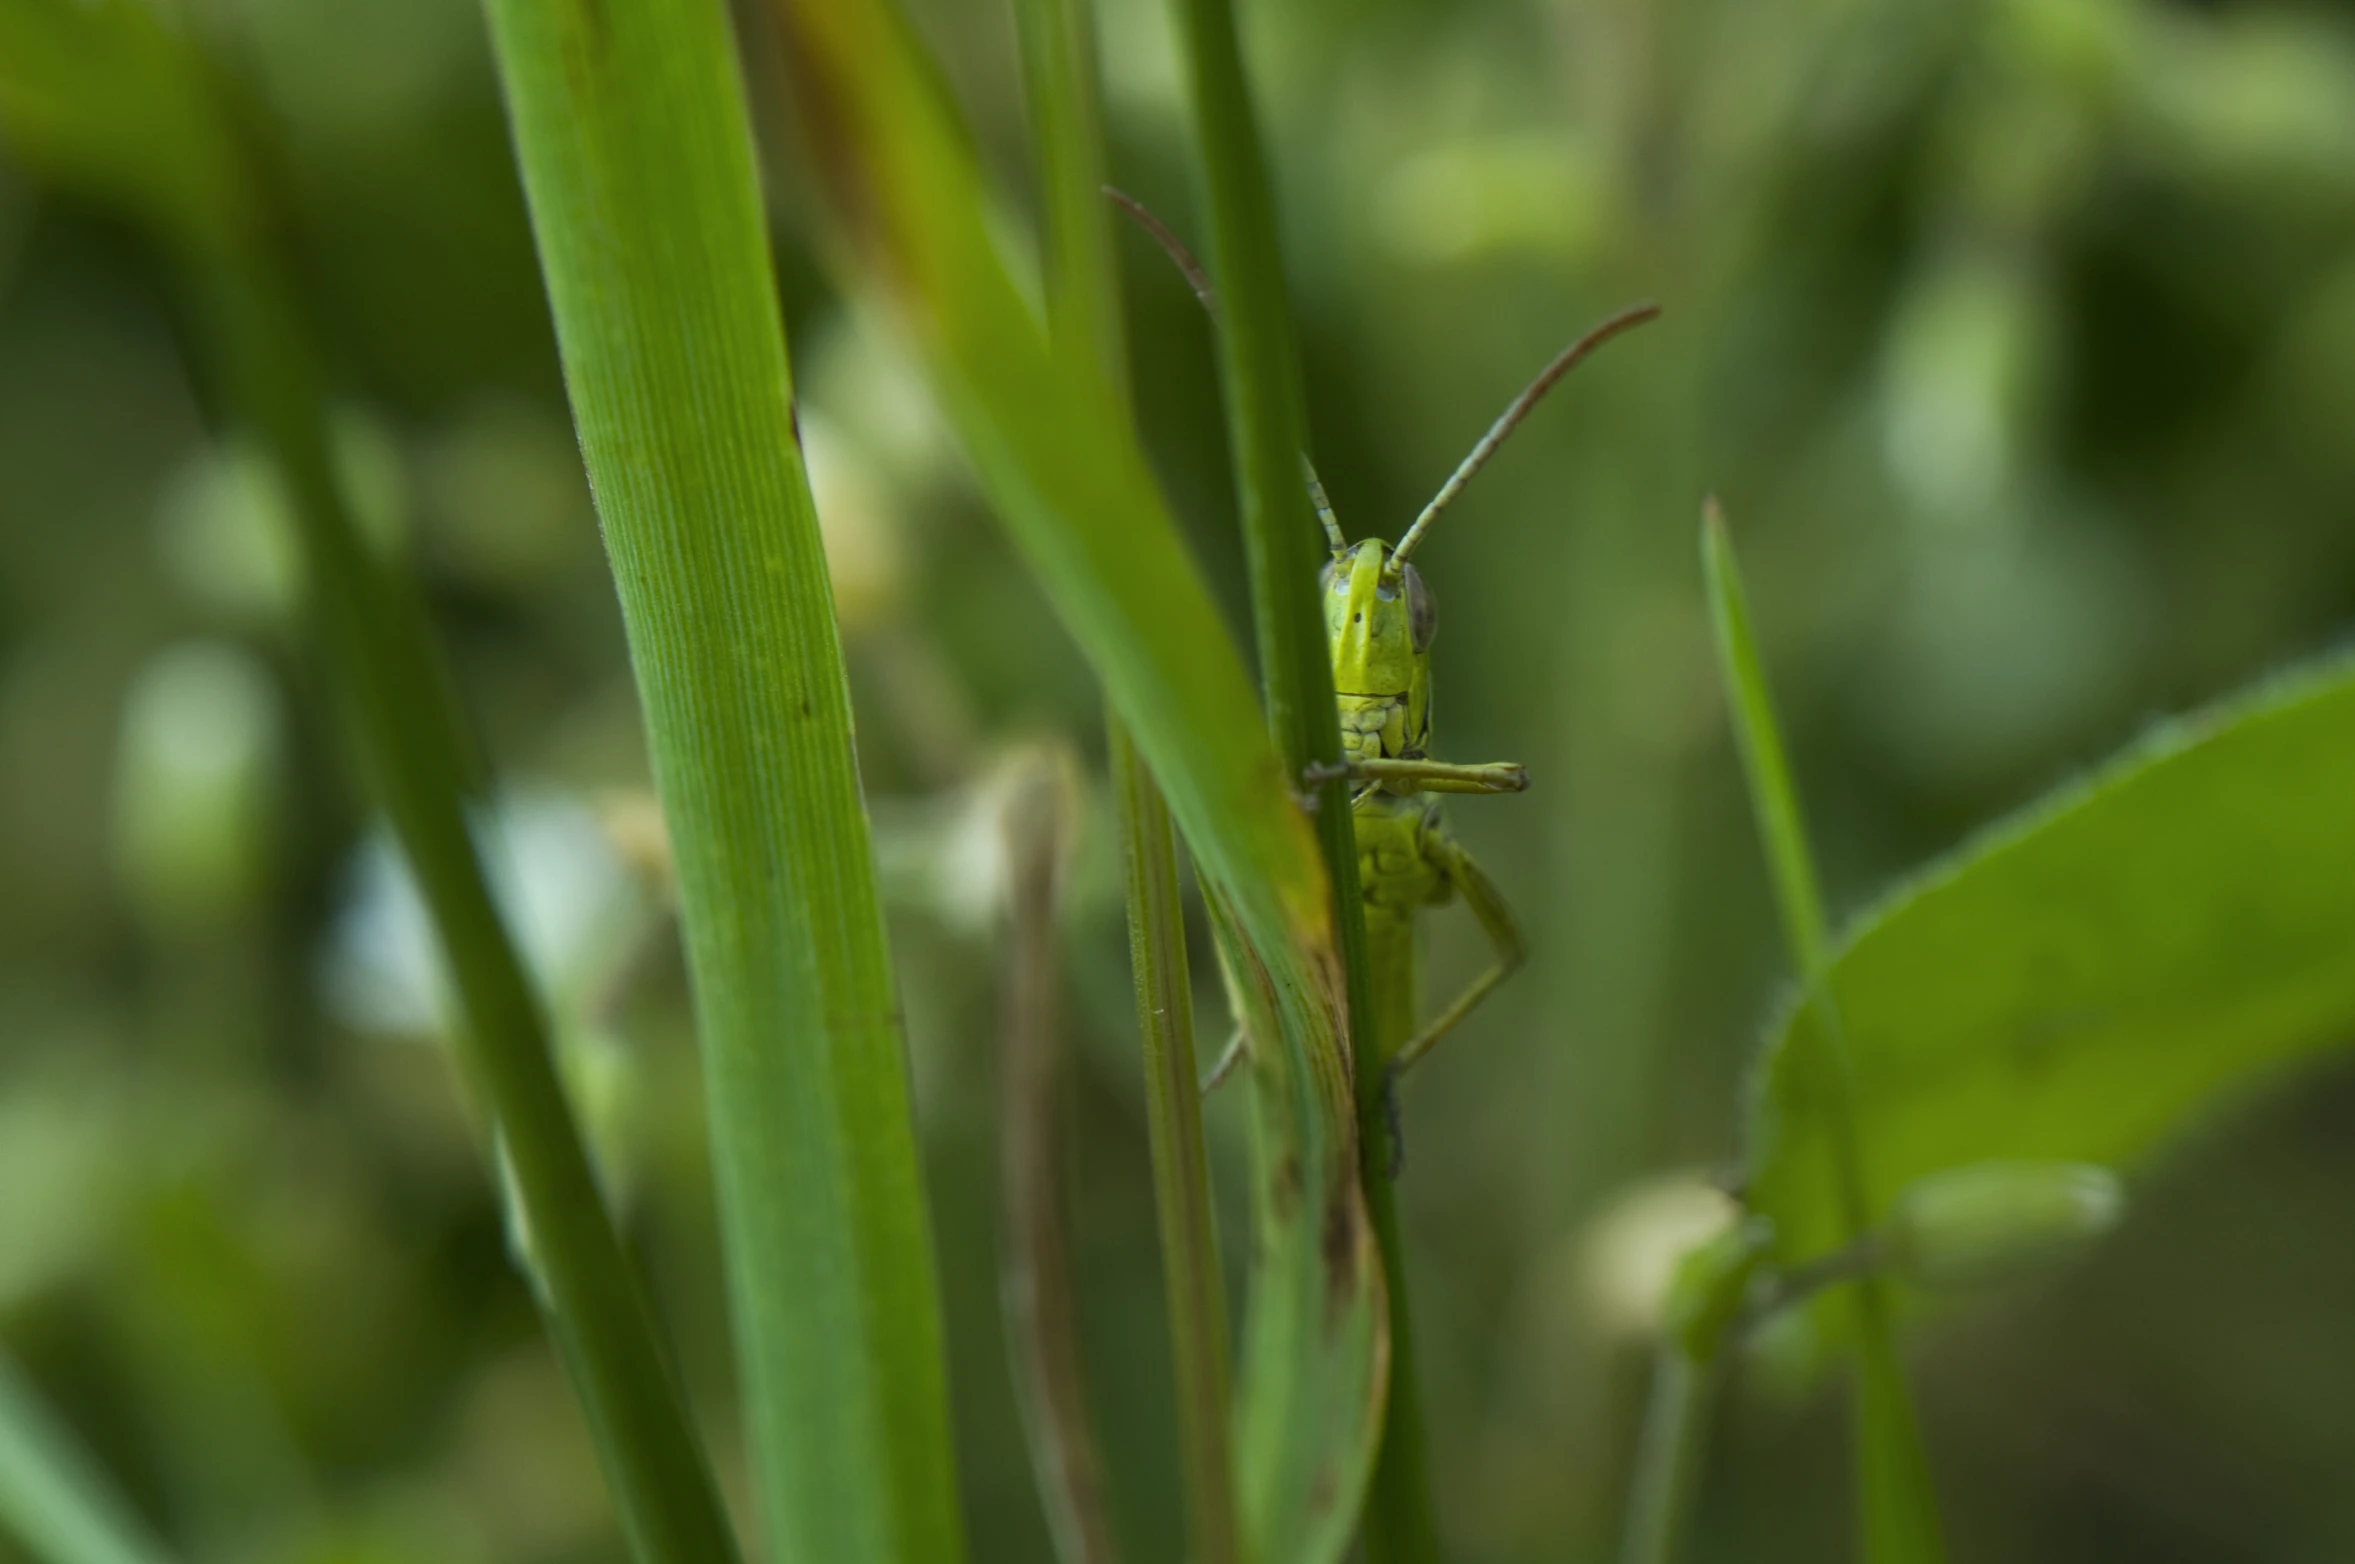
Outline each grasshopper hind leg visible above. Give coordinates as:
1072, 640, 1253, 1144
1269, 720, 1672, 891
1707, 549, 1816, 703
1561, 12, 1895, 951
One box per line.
1387, 833, 1526, 1082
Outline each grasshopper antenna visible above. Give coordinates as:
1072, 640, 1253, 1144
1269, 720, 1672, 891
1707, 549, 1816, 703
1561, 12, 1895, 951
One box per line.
1105, 186, 1217, 312
1106, 185, 1351, 554
1387, 300, 1661, 572
1301, 457, 1345, 553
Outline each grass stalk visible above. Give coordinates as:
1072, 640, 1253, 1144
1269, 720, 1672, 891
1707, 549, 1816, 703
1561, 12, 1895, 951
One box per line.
1700, 501, 1945, 1563
1617, 1349, 1714, 1564
1010, 3, 1244, 1561
1159, 0, 1421, 1555
476, 3, 966, 1560
0, 1352, 179, 1564
1354, 1177, 1439, 1561
194, 233, 746, 1564
1114, 730, 1245, 1564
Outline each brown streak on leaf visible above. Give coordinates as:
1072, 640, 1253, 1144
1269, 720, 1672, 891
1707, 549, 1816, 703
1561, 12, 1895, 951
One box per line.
769, 5, 888, 284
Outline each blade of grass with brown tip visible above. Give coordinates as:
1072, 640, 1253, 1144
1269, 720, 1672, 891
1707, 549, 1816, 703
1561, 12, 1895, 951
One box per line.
772, 5, 1385, 1560
1009, 2, 1245, 1561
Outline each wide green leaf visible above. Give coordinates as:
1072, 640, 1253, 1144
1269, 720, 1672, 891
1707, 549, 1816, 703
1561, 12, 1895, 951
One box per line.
1746, 656, 2355, 1267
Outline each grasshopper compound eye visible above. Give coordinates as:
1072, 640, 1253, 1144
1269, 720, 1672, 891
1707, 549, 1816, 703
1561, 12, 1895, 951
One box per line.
1404, 562, 1436, 652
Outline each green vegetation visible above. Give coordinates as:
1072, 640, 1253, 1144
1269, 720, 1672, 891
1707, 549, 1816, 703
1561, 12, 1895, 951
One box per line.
4, 0, 2355, 1561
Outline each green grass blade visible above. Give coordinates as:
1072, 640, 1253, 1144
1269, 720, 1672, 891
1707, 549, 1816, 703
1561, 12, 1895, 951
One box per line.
1155, 2, 1416, 1556
474, 3, 964, 1561
1112, 728, 1244, 1564
1701, 502, 1946, 1564
0, 11, 742, 1562
1014, 0, 1124, 392
1699, 504, 1830, 980
0, 1353, 178, 1564
1616, 1348, 1712, 1564
773, 7, 1384, 1560
1009, 4, 1244, 1562
1162, 0, 1343, 782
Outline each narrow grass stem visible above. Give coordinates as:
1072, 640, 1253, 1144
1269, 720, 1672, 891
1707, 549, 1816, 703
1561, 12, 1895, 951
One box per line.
1011, 3, 1245, 1560
1160, 0, 1413, 1552
1115, 730, 1245, 1564
190, 243, 741, 1564
1158, 0, 1375, 1006
1700, 501, 1945, 1563
1356, 1178, 1440, 1563
1618, 1348, 1714, 1564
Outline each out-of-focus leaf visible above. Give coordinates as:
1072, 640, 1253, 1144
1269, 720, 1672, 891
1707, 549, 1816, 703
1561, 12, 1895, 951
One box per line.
773, 4, 1385, 1559
0, 1351, 178, 1564
1746, 656, 2355, 1266
0, 0, 253, 252
3, 4, 744, 1559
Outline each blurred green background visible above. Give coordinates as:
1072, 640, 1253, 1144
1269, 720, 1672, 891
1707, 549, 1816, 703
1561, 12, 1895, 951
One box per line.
6, 0, 2355, 1559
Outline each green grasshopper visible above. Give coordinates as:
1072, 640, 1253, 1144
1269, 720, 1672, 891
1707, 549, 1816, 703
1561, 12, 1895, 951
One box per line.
1109, 193, 1657, 1130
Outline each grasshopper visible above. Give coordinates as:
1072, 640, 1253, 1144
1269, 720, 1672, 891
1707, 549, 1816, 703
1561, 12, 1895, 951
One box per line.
1109, 193, 1657, 1127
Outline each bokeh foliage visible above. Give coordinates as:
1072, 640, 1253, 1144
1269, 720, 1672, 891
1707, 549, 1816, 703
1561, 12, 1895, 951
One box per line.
3, 0, 2355, 1560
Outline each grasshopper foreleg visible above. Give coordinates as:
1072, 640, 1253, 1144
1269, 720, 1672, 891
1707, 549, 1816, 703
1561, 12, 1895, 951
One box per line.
1302, 756, 1529, 795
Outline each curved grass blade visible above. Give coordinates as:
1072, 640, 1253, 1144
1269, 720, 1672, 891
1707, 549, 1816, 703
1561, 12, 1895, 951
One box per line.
0, 9, 740, 1561
1153, 1, 1421, 1554
1009, 3, 1245, 1561
473, 3, 966, 1560
771, 5, 1385, 1559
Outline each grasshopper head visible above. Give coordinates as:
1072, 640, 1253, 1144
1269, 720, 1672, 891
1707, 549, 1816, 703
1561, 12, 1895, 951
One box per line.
1324, 537, 1436, 722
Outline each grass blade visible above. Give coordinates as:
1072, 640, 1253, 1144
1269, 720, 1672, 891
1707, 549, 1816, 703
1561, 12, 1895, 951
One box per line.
1112, 728, 1244, 1564
0, 1353, 177, 1564
475, 3, 965, 1560
0, 10, 742, 1561
1008, 3, 1244, 1561
1702, 501, 1946, 1563
773, 6, 1385, 1559
1616, 1349, 1713, 1564
1014, 0, 1124, 389
1155, 2, 1417, 1557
